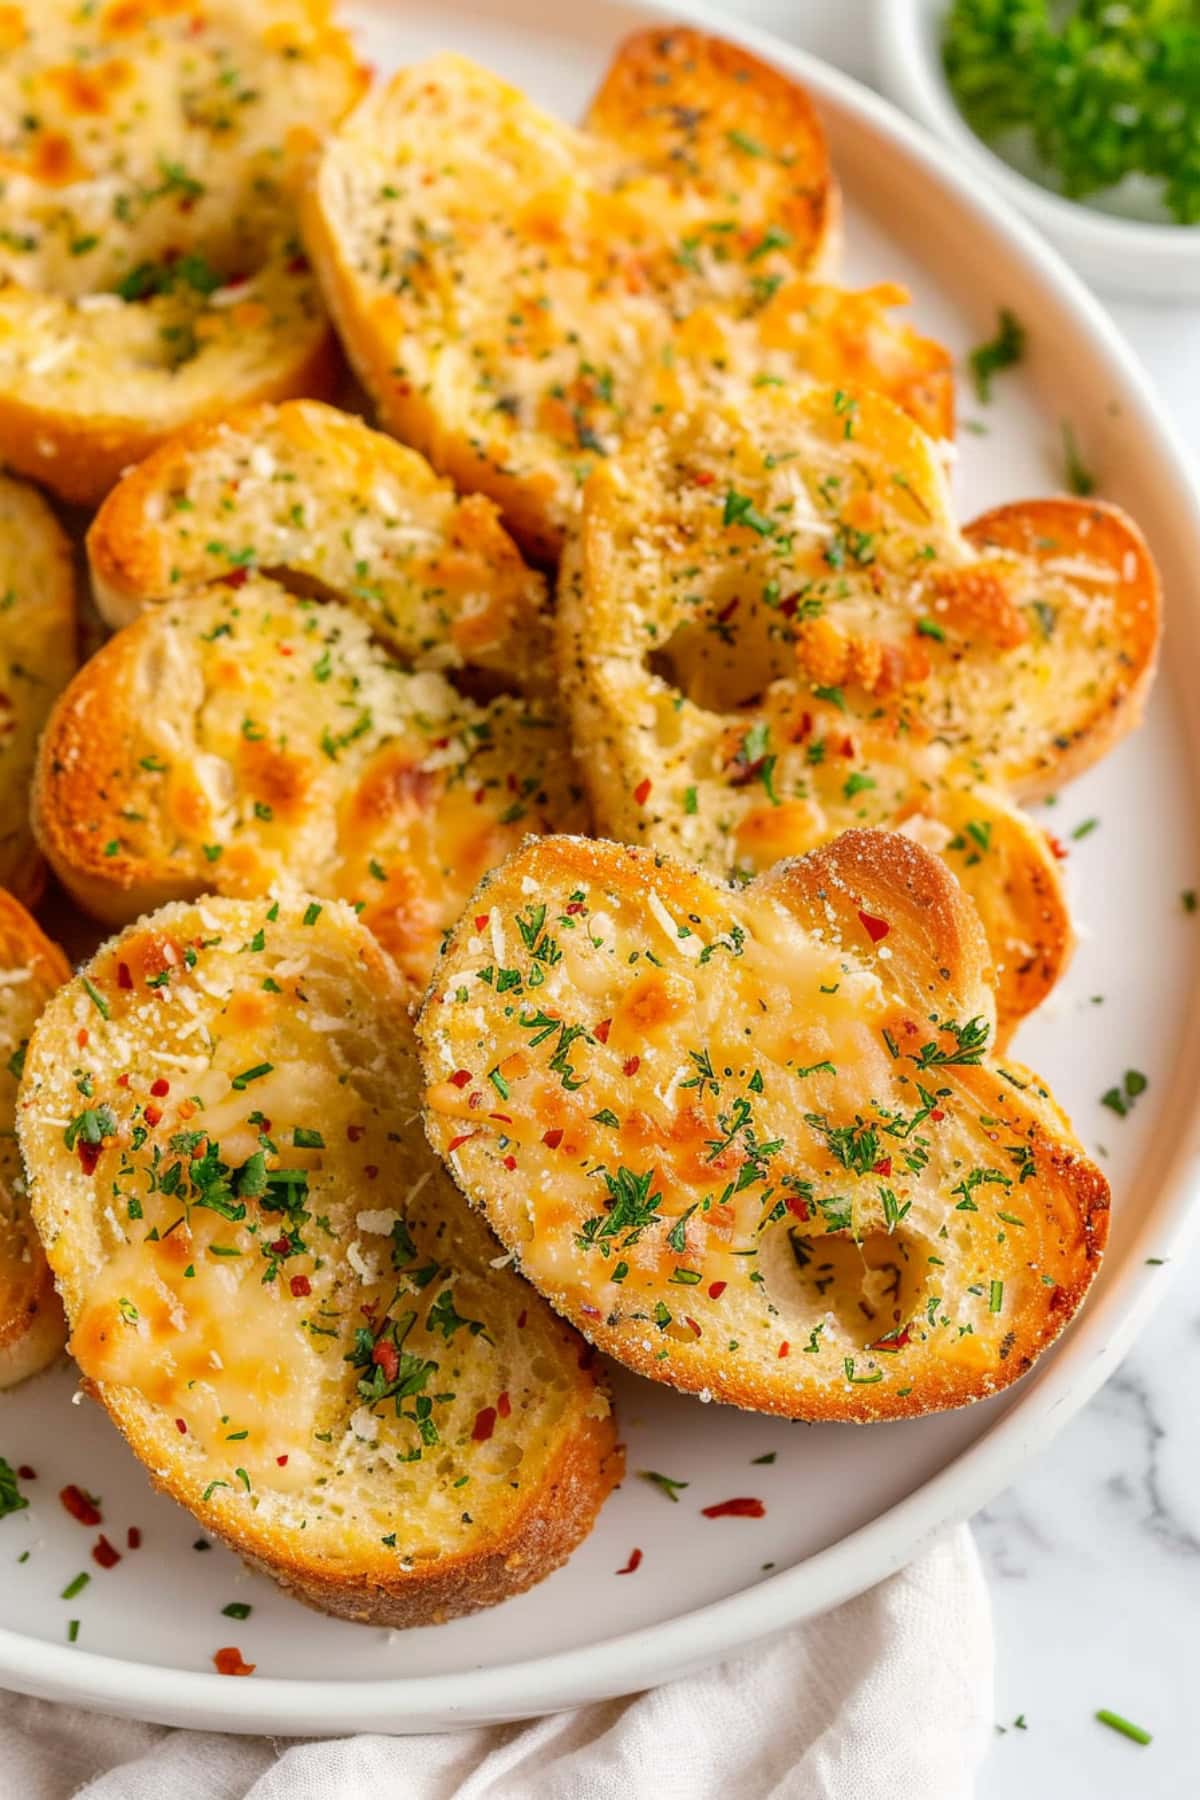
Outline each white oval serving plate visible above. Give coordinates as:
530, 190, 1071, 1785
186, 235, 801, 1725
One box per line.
2, 0, 1200, 1737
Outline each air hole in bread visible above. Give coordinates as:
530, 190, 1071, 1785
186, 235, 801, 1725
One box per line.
645, 600, 793, 715
758, 1223, 928, 1351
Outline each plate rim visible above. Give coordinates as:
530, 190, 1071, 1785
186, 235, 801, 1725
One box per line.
4, 0, 1200, 1734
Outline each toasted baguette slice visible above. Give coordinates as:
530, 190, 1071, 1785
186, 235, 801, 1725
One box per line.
559, 384, 1159, 1032
0, 0, 366, 503
34, 578, 585, 993
18, 894, 620, 1626
0, 894, 69, 1388
85, 399, 550, 694
418, 832, 1109, 1423
0, 472, 76, 903
304, 34, 950, 561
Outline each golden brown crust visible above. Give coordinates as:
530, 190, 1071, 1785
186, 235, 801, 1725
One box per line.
965, 497, 1161, 798
304, 34, 954, 562
20, 894, 620, 1624
0, 892, 69, 1388
418, 830, 1109, 1424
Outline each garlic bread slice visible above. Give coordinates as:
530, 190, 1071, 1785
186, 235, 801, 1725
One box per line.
18, 894, 619, 1626
0, 471, 76, 903
304, 33, 950, 561
559, 384, 1160, 1033
419, 832, 1109, 1423
0, 893, 69, 1388
34, 579, 584, 993
86, 399, 550, 696
0, 0, 366, 503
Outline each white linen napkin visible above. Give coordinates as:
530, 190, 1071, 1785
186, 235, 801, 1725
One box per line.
0, 1525, 992, 1799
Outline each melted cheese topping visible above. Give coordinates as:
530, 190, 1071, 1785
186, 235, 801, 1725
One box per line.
21, 894, 608, 1558
42, 579, 585, 993
419, 836, 1107, 1417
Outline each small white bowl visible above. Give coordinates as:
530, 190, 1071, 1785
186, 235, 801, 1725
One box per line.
875, 0, 1200, 301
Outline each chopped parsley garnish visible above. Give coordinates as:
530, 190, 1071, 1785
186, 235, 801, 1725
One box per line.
967, 308, 1025, 403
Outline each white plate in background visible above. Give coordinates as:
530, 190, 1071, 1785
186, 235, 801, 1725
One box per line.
1, 0, 1199, 1734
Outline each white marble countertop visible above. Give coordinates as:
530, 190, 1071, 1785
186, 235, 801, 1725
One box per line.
714, 4, 1200, 1794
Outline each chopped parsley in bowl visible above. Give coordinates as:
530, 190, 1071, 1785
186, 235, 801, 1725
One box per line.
942, 0, 1200, 226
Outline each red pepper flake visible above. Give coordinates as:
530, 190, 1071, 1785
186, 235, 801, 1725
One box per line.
785, 1195, 810, 1220
214, 1647, 256, 1677
692, 469, 715, 486
931, 1108, 946, 1122
872, 1157, 893, 1176
448, 1069, 473, 1089
289, 1275, 311, 1298
868, 1327, 911, 1353
565, 901, 586, 915
542, 1128, 564, 1150
857, 909, 890, 944
502, 1154, 517, 1171
708, 1280, 727, 1299
702, 1497, 766, 1519
116, 1073, 130, 1089
633, 778, 652, 806
60, 1485, 101, 1527
474, 913, 490, 930
486, 1115, 511, 1127
497, 1390, 511, 1419
616, 1547, 644, 1575
92, 1534, 121, 1570
346, 1123, 364, 1142
117, 962, 133, 990
447, 1131, 478, 1153
150, 1078, 170, 1098
268, 1237, 290, 1256
220, 565, 249, 590
594, 1019, 611, 1044
17, 1465, 35, 1481
472, 1406, 497, 1442
77, 1141, 101, 1176
623, 1056, 640, 1076
76, 1028, 88, 1049
127, 1527, 141, 1550
372, 1339, 399, 1383
778, 1341, 790, 1358
840, 735, 856, 758
1047, 834, 1069, 861
685, 1316, 702, 1337
716, 596, 740, 625
363, 1164, 379, 1179
276, 1455, 289, 1467
175, 1418, 187, 1435
143, 1105, 162, 1127
791, 710, 814, 742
